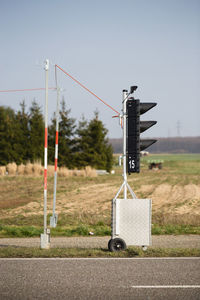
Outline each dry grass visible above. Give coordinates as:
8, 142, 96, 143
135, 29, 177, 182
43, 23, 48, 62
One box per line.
17, 164, 25, 175
32, 163, 43, 176
1, 154, 199, 226
0, 166, 6, 176
58, 167, 70, 177
153, 212, 200, 226
72, 169, 86, 177
1, 163, 96, 178
24, 163, 33, 175
6, 163, 17, 175
71, 166, 97, 177
0, 173, 200, 225
47, 165, 55, 177
85, 166, 97, 177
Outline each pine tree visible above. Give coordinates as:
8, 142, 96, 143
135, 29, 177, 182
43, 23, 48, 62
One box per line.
0, 106, 16, 165
48, 113, 56, 165
28, 100, 44, 163
49, 97, 76, 168
15, 100, 30, 163
76, 111, 113, 171
74, 115, 90, 168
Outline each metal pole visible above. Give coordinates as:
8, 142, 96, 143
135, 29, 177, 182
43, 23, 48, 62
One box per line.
40, 59, 50, 249
44, 59, 49, 233
113, 88, 136, 202
50, 86, 60, 227
123, 89, 128, 200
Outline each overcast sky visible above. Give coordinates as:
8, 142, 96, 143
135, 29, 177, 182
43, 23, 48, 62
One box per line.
0, 0, 199, 138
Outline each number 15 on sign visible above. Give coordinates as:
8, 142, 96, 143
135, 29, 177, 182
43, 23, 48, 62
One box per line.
128, 155, 135, 171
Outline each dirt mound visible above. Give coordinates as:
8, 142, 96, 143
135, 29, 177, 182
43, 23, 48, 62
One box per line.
139, 183, 200, 224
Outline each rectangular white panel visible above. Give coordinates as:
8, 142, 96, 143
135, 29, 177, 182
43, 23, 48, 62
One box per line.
112, 199, 151, 246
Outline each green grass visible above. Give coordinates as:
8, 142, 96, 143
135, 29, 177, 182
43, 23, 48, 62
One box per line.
0, 225, 43, 237
141, 153, 200, 162
0, 223, 111, 238
152, 224, 200, 235
0, 223, 199, 238
141, 153, 200, 176
0, 246, 199, 258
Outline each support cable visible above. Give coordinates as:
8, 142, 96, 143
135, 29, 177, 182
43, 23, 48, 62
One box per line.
0, 87, 56, 93
55, 64, 120, 116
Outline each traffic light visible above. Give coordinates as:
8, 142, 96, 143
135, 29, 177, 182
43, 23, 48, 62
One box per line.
127, 98, 157, 173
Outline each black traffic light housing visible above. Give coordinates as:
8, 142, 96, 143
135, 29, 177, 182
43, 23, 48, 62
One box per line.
127, 98, 157, 173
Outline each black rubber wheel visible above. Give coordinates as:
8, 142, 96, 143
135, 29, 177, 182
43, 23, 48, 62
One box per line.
108, 239, 112, 251
108, 238, 126, 252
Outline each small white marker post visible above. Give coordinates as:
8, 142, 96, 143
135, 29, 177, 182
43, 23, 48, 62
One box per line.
40, 59, 50, 249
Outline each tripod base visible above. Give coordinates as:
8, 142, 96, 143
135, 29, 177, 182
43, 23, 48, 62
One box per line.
114, 180, 137, 201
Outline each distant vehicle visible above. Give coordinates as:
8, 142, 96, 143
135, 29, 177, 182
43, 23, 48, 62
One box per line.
140, 151, 149, 156
148, 159, 163, 170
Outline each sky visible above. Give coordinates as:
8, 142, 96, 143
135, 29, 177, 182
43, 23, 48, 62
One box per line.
0, 0, 199, 138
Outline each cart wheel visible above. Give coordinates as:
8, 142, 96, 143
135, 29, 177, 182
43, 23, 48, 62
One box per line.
108, 238, 126, 252
108, 239, 112, 251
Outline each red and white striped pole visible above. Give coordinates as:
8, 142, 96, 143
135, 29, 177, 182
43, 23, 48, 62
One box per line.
50, 86, 60, 227
44, 59, 49, 233
41, 59, 50, 249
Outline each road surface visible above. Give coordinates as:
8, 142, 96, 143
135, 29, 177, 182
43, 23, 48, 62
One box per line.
0, 258, 200, 299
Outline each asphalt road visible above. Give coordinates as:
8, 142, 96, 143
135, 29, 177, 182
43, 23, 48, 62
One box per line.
0, 258, 200, 300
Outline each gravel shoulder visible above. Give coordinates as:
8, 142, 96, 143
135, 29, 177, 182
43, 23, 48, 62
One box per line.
0, 235, 199, 249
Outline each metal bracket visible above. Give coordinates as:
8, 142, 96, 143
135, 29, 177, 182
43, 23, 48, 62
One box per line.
50, 214, 58, 228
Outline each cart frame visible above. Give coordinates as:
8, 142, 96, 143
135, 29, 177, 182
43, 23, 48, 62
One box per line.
108, 89, 152, 252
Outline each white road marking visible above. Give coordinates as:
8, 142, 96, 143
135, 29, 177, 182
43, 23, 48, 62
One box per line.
132, 285, 200, 289
0, 257, 200, 261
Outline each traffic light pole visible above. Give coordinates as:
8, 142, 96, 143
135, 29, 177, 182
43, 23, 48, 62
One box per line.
113, 90, 137, 201
123, 90, 128, 199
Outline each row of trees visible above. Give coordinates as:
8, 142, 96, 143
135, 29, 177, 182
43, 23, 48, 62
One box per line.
0, 99, 113, 171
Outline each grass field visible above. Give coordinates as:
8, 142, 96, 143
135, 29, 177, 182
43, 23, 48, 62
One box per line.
0, 247, 199, 258
0, 153, 200, 237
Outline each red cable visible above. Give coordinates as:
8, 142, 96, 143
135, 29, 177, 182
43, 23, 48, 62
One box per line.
55, 64, 58, 89
55, 64, 120, 116
0, 87, 56, 93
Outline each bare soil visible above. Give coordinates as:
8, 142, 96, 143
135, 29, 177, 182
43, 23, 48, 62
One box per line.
0, 164, 200, 225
